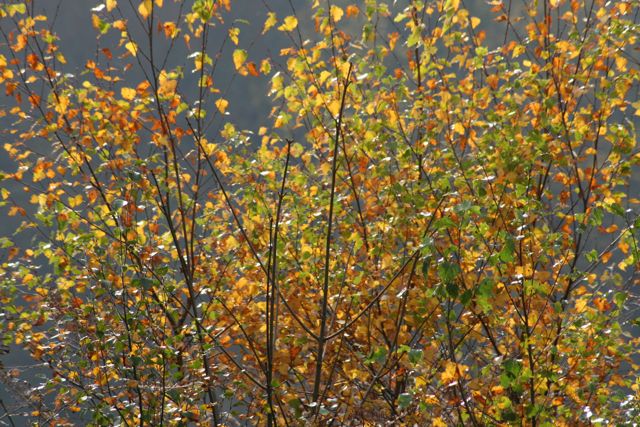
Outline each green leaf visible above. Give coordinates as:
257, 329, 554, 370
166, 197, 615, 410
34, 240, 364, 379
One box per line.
614, 292, 627, 307
499, 235, 516, 263
460, 289, 473, 306
586, 249, 598, 263
422, 257, 430, 278
434, 216, 457, 230
113, 199, 128, 210
608, 203, 625, 217
438, 261, 459, 284
446, 281, 459, 298
589, 207, 604, 226
408, 349, 423, 364
476, 279, 494, 313
526, 404, 543, 418
365, 347, 387, 365
397, 393, 412, 409
407, 29, 421, 47
0, 237, 14, 248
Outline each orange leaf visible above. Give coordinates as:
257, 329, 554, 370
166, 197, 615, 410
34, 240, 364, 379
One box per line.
246, 62, 259, 76
346, 5, 359, 18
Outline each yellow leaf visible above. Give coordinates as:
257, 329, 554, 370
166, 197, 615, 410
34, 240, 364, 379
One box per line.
512, 44, 525, 58
8, 206, 20, 217
193, 53, 205, 71
106, 0, 117, 12
339, 61, 351, 78
549, 0, 560, 7
125, 41, 138, 56
260, 59, 271, 74
69, 194, 83, 208
432, 418, 447, 427
158, 70, 177, 97
330, 5, 344, 22
91, 14, 101, 31
445, 0, 460, 11
440, 361, 458, 384
327, 99, 341, 117
318, 70, 332, 86
226, 235, 239, 249
471, 16, 480, 29
232, 49, 247, 70
491, 385, 505, 395
278, 15, 298, 32
389, 32, 399, 50
215, 98, 229, 114
121, 87, 136, 100
154, 0, 163, 6
55, 95, 69, 115
263, 12, 277, 34
138, 0, 152, 18
228, 27, 239, 45
453, 122, 465, 135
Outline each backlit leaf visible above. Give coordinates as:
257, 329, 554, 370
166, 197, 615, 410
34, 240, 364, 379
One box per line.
263, 12, 277, 34
215, 98, 229, 114
232, 49, 247, 70
138, 0, 152, 18
330, 5, 344, 22
278, 15, 298, 32
120, 87, 136, 100
125, 41, 137, 56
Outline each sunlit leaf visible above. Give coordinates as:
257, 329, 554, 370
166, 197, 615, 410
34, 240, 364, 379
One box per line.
138, 0, 152, 18
330, 5, 344, 22
125, 41, 137, 56
278, 15, 298, 32
263, 12, 277, 34
121, 87, 136, 100
215, 98, 229, 113
232, 49, 247, 70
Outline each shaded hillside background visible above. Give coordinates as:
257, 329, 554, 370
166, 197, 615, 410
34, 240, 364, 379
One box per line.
1, 0, 639, 424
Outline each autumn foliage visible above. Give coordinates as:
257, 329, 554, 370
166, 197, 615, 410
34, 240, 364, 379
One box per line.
1, 0, 640, 425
